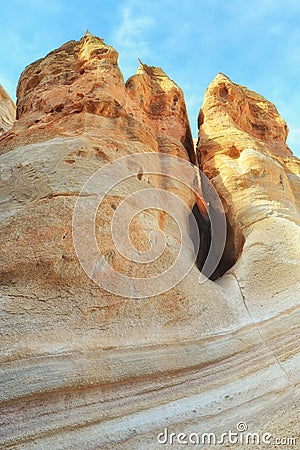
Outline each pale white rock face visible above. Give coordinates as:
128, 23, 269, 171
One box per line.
0, 84, 15, 135
0, 39, 299, 449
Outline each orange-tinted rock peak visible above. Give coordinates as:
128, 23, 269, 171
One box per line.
200, 72, 291, 157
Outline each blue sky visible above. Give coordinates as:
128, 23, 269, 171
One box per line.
0, 0, 299, 156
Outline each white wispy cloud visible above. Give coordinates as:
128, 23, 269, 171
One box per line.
287, 128, 300, 147
113, 1, 154, 54
110, 0, 155, 80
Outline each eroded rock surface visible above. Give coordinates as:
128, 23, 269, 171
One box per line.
198, 73, 300, 309
0, 84, 15, 135
0, 38, 299, 449
197, 74, 300, 448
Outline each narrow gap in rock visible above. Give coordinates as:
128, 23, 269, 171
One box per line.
181, 128, 196, 165
181, 107, 244, 280
217, 217, 245, 278
190, 203, 244, 280
189, 203, 211, 275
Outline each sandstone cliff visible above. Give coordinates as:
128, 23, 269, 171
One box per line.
0, 35, 299, 449
0, 84, 15, 135
198, 73, 300, 313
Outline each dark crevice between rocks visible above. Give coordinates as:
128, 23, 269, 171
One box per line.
190, 201, 244, 281
189, 203, 212, 275
181, 126, 196, 165
185, 108, 245, 280
211, 208, 245, 280
188, 170, 244, 281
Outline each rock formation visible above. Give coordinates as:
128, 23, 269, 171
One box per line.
0, 35, 299, 449
198, 73, 300, 313
0, 84, 15, 135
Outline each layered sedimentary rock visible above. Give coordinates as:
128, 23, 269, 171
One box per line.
197, 74, 300, 447
198, 73, 300, 312
0, 37, 299, 449
0, 84, 15, 135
